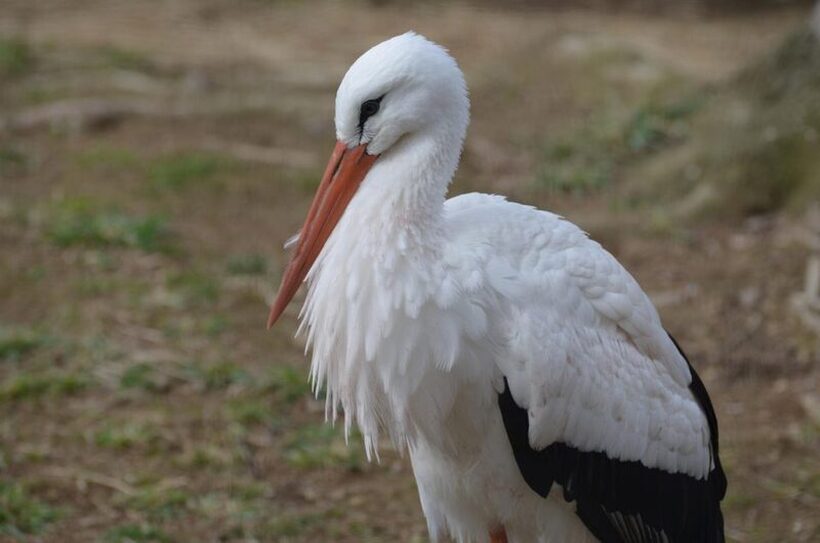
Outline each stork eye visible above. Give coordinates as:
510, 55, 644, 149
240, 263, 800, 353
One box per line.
359, 97, 383, 128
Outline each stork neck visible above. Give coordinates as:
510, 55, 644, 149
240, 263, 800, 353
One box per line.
346, 129, 461, 254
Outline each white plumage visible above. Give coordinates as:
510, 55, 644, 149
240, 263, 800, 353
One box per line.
270, 32, 725, 543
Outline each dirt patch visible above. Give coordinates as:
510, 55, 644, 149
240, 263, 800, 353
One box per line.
0, 1, 817, 542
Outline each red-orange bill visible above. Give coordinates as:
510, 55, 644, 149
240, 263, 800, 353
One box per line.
267, 141, 378, 329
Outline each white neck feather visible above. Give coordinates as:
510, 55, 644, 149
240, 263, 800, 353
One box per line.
352, 121, 464, 247
299, 125, 467, 458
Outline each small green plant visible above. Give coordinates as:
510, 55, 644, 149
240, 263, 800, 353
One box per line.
125, 485, 190, 521
94, 423, 159, 450
104, 523, 170, 543
23, 86, 68, 106
0, 372, 89, 402
267, 366, 310, 405
536, 94, 703, 195
228, 399, 276, 427
0, 328, 44, 362
259, 511, 327, 539
98, 46, 155, 73
201, 315, 228, 337
74, 276, 121, 298
538, 156, 612, 194
624, 96, 703, 153
0, 37, 33, 77
166, 271, 220, 307
120, 363, 159, 391
283, 424, 363, 471
188, 361, 249, 390
0, 481, 57, 537
0, 147, 27, 176
176, 445, 230, 470
226, 253, 268, 276
48, 198, 171, 252
75, 145, 140, 170
535, 114, 621, 194
149, 153, 225, 191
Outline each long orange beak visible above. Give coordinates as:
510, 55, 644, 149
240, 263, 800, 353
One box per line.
267, 141, 378, 329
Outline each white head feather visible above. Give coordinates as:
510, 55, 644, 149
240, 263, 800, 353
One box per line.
335, 32, 469, 158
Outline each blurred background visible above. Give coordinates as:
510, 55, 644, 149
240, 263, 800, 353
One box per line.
1, 1, 819, 542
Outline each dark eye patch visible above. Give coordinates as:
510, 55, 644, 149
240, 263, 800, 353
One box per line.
358, 96, 384, 129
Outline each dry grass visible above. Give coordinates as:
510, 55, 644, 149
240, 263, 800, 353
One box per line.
0, 1, 817, 542
623, 26, 820, 220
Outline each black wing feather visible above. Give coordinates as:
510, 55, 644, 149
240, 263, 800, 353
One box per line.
498, 334, 726, 543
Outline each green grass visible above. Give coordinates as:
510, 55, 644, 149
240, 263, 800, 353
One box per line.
75, 145, 141, 170
283, 424, 363, 471
104, 523, 171, 543
97, 46, 155, 73
706, 132, 812, 215
232, 481, 267, 502
535, 94, 702, 195
200, 314, 228, 337
624, 28, 820, 219
0, 328, 45, 362
165, 272, 220, 307
228, 398, 277, 427
149, 153, 227, 191
47, 198, 172, 252
175, 445, 231, 470
226, 253, 268, 276
0, 37, 34, 77
535, 116, 619, 194
0, 481, 57, 537
258, 511, 329, 539
0, 147, 27, 176
76, 147, 233, 193
23, 86, 71, 106
124, 485, 190, 521
267, 366, 310, 405
0, 371, 90, 402
73, 275, 127, 299
75, 148, 233, 192
186, 361, 249, 390
94, 422, 160, 451
120, 363, 160, 391
624, 95, 703, 153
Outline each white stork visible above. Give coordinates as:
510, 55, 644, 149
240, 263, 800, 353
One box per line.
268, 32, 726, 543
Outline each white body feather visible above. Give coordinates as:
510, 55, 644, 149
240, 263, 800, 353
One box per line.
302, 189, 712, 542
292, 33, 715, 543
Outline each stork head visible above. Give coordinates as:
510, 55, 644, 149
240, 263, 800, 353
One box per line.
334, 32, 469, 155
267, 32, 469, 328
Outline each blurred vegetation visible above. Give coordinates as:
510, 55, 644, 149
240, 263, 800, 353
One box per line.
533, 18, 820, 221
47, 198, 173, 252
0, 37, 33, 78
0, 328, 45, 362
149, 153, 230, 192
536, 95, 703, 194
0, 1, 816, 541
483, 0, 814, 13
0, 481, 57, 537
226, 253, 268, 276
626, 26, 820, 219
97, 46, 156, 73
103, 524, 171, 543
0, 147, 27, 176
284, 424, 364, 471
0, 371, 90, 402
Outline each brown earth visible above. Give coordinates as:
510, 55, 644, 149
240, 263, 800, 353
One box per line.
0, 1, 817, 542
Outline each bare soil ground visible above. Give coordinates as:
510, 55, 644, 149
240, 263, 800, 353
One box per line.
0, 1, 817, 542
